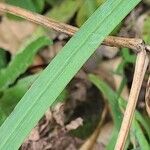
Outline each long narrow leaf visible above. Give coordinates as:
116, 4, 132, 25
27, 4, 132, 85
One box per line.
89, 74, 123, 149
89, 74, 122, 129
47, 0, 81, 23
90, 74, 149, 149
0, 0, 140, 149
132, 119, 150, 150
0, 74, 39, 117
0, 34, 52, 90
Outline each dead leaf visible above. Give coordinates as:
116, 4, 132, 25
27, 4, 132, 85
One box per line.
40, 109, 53, 132
66, 118, 83, 131
24, 126, 40, 142
97, 45, 119, 59
0, 16, 36, 54
135, 13, 147, 37
52, 102, 65, 126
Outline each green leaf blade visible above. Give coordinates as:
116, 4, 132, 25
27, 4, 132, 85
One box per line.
89, 74, 122, 128
47, 0, 81, 23
0, 0, 141, 149
0, 36, 52, 90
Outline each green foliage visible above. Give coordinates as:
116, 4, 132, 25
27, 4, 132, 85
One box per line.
0, 49, 8, 69
45, 0, 62, 6
0, 107, 7, 125
0, 0, 141, 149
131, 119, 149, 150
75, 0, 122, 35
0, 74, 39, 122
46, 0, 81, 23
5, 0, 45, 13
0, 30, 52, 90
135, 111, 150, 140
89, 74, 123, 149
116, 48, 136, 75
143, 13, 150, 44
76, 0, 100, 27
89, 74, 122, 129
89, 74, 150, 149
0, 73, 68, 125
71, 114, 99, 139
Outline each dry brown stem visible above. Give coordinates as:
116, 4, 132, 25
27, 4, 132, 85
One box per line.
115, 49, 149, 150
0, 2, 148, 53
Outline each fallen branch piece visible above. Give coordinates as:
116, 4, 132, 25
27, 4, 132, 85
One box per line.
0, 2, 147, 53
115, 49, 149, 150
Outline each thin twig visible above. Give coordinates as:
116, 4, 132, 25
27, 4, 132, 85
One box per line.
115, 49, 149, 150
0, 2, 147, 53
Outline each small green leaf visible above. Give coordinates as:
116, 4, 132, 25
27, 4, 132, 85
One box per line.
0, 48, 8, 69
122, 48, 136, 63
76, 0, 98, 27
143, 13, 150, 44
131, 119, 150, 150
45, 0, 62, 6
135, 111, 150, 140
5, 0, 45, 13
0, 73, 67, 125
33, 0, 45, 13
47, 0, 81, 23
89, 74, 149, 149
0, 74, 39, 117
0, 33, 52, 90
115, 48, 136, 75
89, 74, 122, 129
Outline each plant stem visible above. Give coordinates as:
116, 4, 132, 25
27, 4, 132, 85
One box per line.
115, 49, 149, 150
0, 2, 148, 53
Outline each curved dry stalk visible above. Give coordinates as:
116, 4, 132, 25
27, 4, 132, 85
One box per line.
115, 49, 149, 150
0, 2, 146, 52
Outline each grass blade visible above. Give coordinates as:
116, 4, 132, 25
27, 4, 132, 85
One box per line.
0, 0, 140, 149
131, 119, 150, 150
89, 74, 150, 149
0, 74, 38, 117
47, 0, 81, 23
135, 111, 150, 141
89, 74, 122, 129
89, 74, 123, 149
